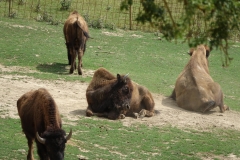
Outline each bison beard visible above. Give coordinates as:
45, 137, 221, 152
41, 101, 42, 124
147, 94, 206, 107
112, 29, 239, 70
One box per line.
86, 72, 132, 120
17, 88, 72, 160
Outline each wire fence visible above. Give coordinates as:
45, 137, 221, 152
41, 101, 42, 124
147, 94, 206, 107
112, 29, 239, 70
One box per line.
0, 0, 239, 41
0, 0, 182, 31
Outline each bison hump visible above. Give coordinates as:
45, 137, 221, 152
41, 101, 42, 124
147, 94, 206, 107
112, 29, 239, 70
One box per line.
87, 68, 117, 90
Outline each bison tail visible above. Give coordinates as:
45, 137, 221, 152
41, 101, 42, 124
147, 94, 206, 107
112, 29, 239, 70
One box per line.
83, 30, 91, 39
76, 20, 92, 39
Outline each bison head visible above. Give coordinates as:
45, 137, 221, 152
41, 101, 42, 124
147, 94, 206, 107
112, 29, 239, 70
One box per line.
188, 45, 211, 58
108, 73, 133, 119
36, 128, 72, 160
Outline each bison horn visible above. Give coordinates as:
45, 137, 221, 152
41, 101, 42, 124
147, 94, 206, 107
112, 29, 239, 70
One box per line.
36, 132, 46, 144
123, 73, 129, 83
65, 129, 72, 141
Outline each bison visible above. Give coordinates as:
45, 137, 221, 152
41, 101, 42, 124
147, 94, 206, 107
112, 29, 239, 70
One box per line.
63, 11, 89, 75
17, 88, 72, 160
86, 67, 155, 120
170, 45, 229, 113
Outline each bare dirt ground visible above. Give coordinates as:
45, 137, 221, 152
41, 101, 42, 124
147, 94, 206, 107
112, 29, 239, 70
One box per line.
1, 64, 240, 159
1, 64, 240, 133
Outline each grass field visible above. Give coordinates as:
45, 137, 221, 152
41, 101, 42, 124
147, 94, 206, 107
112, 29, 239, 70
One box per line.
1, 17, 239, 110
1, 118, 240, 159
0, 17, 240, 159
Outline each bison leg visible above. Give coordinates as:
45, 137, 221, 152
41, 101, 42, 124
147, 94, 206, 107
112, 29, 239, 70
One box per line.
131, 112, 139, 119
221, 105, 230, 112
67, 49, 71, 65
218, 94, 230, 113
26, 135, 34, 160
138, 94, 155, 118
86, 106, 109, 118
69, 49, 76, 74
107, 111, 125, 120
201, 101, 216, 113
65, 43, 71, 65
217, 89, 229, 113
94, 112, 108, 117
211, 82, 230, 113
138, 109, 155, 118
86, 106, 94, 117
77, 50, 84, 75
86, 107, 125, 120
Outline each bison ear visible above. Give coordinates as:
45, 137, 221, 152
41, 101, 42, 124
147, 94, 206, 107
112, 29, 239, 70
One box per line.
188, 48, 195, 56
204, 45, 211, 58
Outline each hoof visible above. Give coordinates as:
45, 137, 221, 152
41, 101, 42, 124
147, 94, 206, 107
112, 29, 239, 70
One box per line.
119, 114, 125, 119
78, 71, 82, 75
69, 69, 74, 74
133, 113, 139, 119
224, 105, 230, 111
138, 109, 147, 118
78, 68, 83, 75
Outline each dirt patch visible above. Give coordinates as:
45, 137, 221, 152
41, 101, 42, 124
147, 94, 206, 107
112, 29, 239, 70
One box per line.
1, 64, 240, 132
102, 31, 123, 37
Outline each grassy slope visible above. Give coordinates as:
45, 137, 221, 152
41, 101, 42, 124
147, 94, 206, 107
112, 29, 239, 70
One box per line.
0, 17, 240, 159
0, 17, 239, 110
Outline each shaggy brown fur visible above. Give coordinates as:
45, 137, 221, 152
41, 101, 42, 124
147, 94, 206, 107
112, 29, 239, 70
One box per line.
63, 10, 89, 75
17, 88, 72, 160
170, 45, 229, 113
86, 68, 155, 119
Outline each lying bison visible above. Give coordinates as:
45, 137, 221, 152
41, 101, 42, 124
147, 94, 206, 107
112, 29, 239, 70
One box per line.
17, 88, 72, 160
170, 45, 229, 113
63, 11, 89, 75
86, 67, 155, 120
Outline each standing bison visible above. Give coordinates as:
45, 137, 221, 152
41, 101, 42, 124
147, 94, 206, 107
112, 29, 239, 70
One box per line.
63, 11, 89, 75
86, 67, 155, 120
170, 45, 229, 113
17, 88, 72, 160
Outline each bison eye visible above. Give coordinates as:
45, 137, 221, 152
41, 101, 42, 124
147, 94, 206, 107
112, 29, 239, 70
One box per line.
122, 86, 129, 94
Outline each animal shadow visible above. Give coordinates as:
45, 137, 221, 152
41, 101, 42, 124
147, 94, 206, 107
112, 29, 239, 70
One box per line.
36, 62, 69, 75
162, 97, 216, 115
161, 97, 183, 111
70, 109, 86, 116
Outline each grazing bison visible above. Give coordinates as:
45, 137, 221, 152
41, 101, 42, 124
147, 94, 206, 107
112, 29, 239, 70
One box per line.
170, 45, 229, 113
17, 88, 72, 160
86, 67, 155, 120
63, 11, 89, 75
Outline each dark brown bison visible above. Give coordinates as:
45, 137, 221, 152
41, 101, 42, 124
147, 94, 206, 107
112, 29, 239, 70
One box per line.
86, 67, 155, 120
170, 45, 229, 113
17, 88, 72, 160
63, 11, 89, 75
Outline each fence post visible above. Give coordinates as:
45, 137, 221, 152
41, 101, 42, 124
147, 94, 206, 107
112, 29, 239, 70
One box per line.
129, 4, 132, 30
8, 0, 12, 17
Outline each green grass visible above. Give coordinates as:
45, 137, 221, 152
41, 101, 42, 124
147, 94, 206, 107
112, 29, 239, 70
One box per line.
1, 117, 240, 159
0, 17, 240, 159
0, 17, 239, 110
